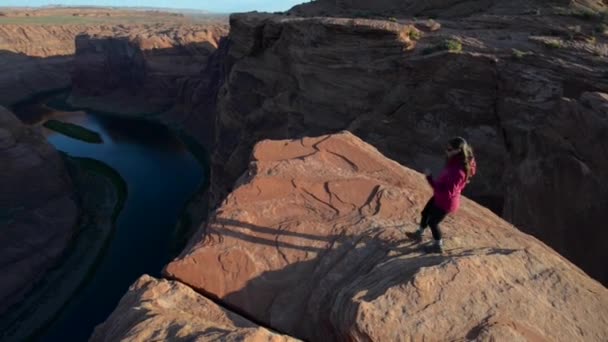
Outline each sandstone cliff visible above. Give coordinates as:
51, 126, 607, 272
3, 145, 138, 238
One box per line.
199, 5, 608, 283
0, 24, 103, 57
0, 106, 79, 316
154, 132, 607, 341
0, 20, 83, 105
0, 52, 72, 107
290, 0, 607, 18
0, 9, 228, 107
90, 275, 299, 342
0, 21, 107, 106
69, 24, 228, 114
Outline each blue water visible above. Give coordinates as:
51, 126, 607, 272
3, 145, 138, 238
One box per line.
30, 111, 204, 341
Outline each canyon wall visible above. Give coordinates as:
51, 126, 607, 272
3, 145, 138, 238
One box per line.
69, 24, 228, 114
0, 24, 81, 106
199, 8, 608, 284
0, 8, 228, 107
290, 0, 608, 17
0, 106, 79, 316
98, 132, 608, 341
77, 4, 608, 338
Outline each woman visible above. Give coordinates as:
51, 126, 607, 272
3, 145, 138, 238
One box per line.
411, 137, 476, 253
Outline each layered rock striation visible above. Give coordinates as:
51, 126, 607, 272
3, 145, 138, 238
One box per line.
290, 0, 608, 18
0, 9, 228, 107
161, 132, 608, 341
199, 7, 608, 283
90, 275, 299, 342
69, 24, 228, 114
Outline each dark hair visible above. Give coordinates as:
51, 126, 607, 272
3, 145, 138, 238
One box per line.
448, 137, 475, 182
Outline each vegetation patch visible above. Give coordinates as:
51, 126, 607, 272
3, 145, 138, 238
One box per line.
422, 39, 462, 55
43, 119, 103, 144
595, 23, 608, 35
543, 39, 564, 49
408, 29, 421, 41
555, 7, 608, 22
570, 9, 600, 20
71, 157, 127, 221
511, 49, 534, 59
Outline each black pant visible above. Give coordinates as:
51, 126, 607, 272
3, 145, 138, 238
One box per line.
420, 197, 447, 241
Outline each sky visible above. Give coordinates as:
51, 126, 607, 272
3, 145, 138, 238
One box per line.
0, 0, 306, 13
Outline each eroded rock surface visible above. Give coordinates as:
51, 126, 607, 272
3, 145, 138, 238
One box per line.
90, 275, 299, 342
165, 132, 608, 341
0, 106, 78, 315
70, 24, 228, 114
0, 52, 72, 107
290, 0, 607, 18
0, 8, 228, 107
205, 7, 608, 283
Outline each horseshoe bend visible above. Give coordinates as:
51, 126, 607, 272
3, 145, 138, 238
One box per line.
1, 2, 607, 341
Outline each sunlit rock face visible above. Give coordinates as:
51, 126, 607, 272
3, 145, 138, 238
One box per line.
205, 9, 608, 284
89, 275, 300, 342
165, 132, 608, 341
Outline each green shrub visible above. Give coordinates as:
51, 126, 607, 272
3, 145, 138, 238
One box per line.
572, 9, 599, 20
422, 39, 462, 54
511, 49, 529, 59
595, 23, 608, 35
388, 17, 398, 22
543, 39, 564, 49
444, 39, 463, 52
556, 7, 608, 22
408, 29, 421, 40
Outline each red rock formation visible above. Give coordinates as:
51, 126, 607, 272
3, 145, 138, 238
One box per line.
0, 106, 78, 316
90, 275, 299, 342
0, 24, 109, 106
290, 0, 607, 18
0, 9, 228, 107
501, 91, 608, 286
0, 25, 96, 57
164, 132, 608, 341
204, 8, 608, 283
167, 36, 230, 148
69, 24, 228, 114
0, 52, 72, 107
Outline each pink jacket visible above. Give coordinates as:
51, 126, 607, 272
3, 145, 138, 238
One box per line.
426, 156, 476, 213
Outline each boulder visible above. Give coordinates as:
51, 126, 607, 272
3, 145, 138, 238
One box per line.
165, 132, 608, 341
90, 275, 299, 342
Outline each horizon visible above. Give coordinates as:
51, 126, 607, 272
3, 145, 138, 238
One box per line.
0, 1, 305, 14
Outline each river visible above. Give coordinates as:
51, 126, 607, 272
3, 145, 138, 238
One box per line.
15, 99, 205, 341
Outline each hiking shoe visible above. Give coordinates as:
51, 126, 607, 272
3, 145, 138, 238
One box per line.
405, 230, 424, 243
423, 243, 444, 254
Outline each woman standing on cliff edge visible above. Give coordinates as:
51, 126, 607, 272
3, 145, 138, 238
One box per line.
409, 137, 477, 253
